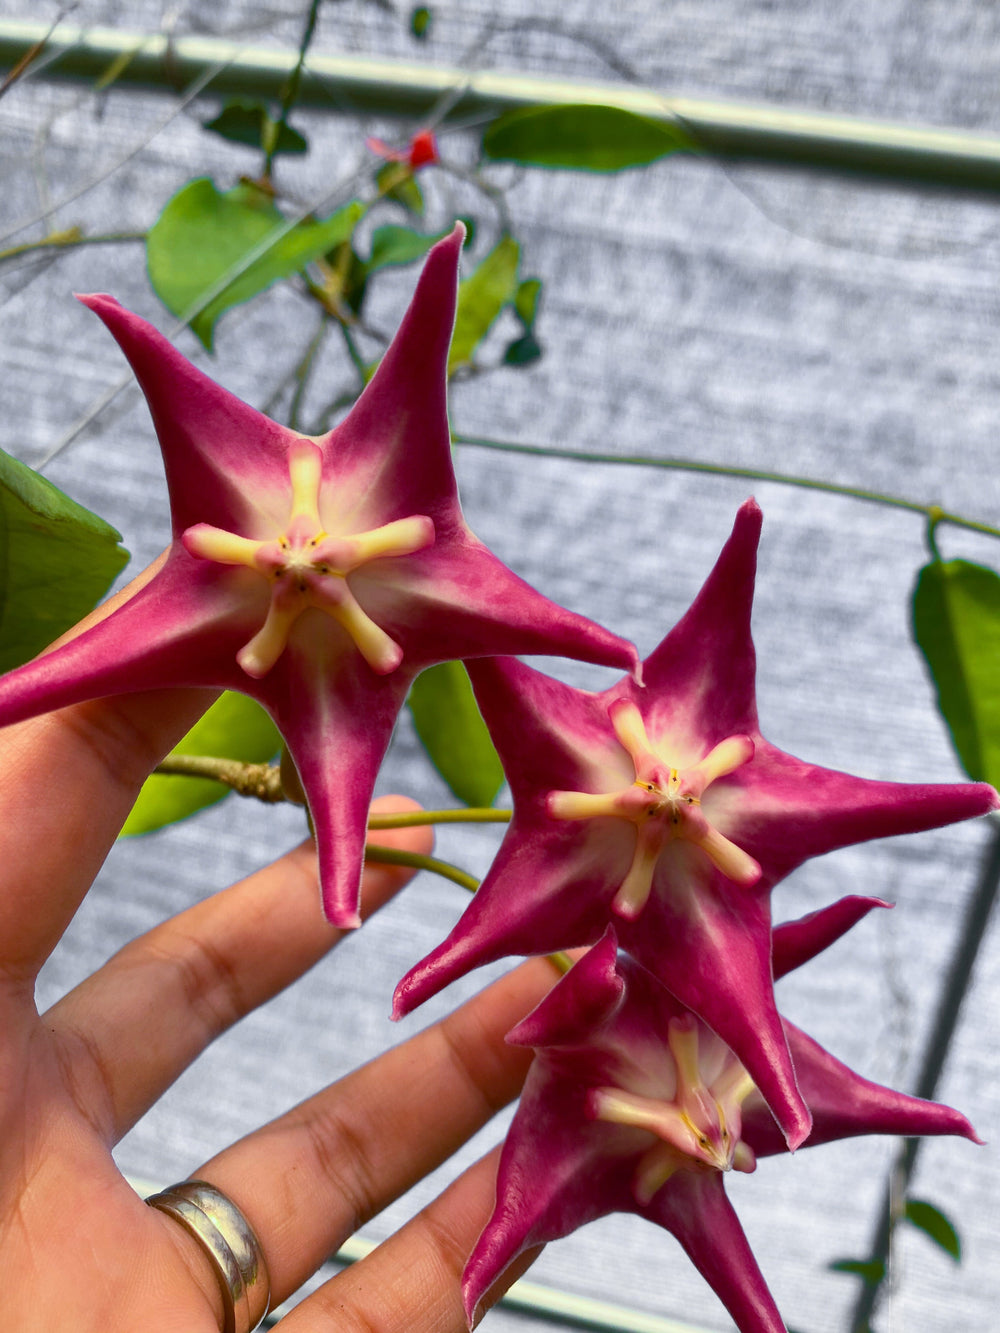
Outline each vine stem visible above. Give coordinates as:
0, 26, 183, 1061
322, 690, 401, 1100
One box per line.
0, 228, 146, 263
363, 843, 479, 893
454, 434, 1000, 543
368, 807, 511, 828
154, 754, 513, 821
264, 0, 323, 179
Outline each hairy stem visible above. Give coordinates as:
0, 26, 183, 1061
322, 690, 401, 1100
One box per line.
152, 753, 285, 801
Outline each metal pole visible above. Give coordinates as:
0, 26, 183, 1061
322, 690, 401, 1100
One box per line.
849, 815, 1000, 1332
5, 19, 1000, 190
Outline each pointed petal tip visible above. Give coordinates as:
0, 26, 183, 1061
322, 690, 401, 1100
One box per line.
461, 1281, 483, 1332
625, 642, 642, 683
734, 495, 764, 542
427, 219, 465, 268
76, 291, 121, 317
784, 1115, 813, 1152
320, 888, 362, 930
779, 1100, 813, 1152
391, 962, 441, 1021
390, 982, 414, 1022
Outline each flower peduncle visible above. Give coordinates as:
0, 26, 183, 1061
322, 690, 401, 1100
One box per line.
183, 438, 435, 678
546, 699, 760, 917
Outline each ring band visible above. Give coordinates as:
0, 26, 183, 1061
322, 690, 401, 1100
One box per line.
146, 1180, 270, 1333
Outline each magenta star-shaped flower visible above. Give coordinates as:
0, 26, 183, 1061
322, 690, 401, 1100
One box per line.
0, 226, 636, 925
462, 918, 979, 1333
394, 500, 997, 1143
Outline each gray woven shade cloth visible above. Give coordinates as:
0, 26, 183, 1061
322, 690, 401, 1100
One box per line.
2, 2, 999, 1330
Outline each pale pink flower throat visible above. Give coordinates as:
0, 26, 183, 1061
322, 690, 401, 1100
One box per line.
589, 1014, 758, 1204
182, 439, 435, 678
547, 699, 760, 917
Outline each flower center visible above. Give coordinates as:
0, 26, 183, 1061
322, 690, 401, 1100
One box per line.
182, 438, 434, 678
588, 1014, 757, 1204
546, 699, 760, 917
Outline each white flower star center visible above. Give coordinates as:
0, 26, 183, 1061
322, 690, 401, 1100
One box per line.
182, 438, 434, 678
588, 1014, 757, 1203
547, 699, 760, 917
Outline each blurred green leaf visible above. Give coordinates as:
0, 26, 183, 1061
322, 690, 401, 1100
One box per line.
829, 1258, 885, 1285
147, 178, 363, 348
448, 234, 520, 375
121, 692, 281, 836
0, 448, 128, 672
912, 558, 1000, 786
408, 661, 504, 807
514, 277, 542, 330
503, 332, 542, 366
202, 100, 308, 156
904, 1199, 962, 1262
376, 161, 424, 215
483, 104, 695, 171
364, 224, 451, 275
410, 5, 432, 37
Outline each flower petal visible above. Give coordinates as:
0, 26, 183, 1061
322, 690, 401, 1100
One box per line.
639, 498, 762, 740
615, 881, 812, 1150
320, 225, 464, 526
772, 894, 892, 980
79, 295, 290, 535
0, 553, 252, 722
644, 1171, 787, 1333
266, 646, 414, 928
732, 740, 999, 882
742, 1021, 983, 1157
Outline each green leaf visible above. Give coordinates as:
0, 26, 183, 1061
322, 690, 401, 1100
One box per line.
376, 162, 425, 216
482, 104, 695, 172
407, 661, 504, 807
829, 1258, 885, 1286
364, 224, 451, 276
448, 234, 520, 376
504, 332, 542, 367
912, 559, 1000, 786
410, 5, 432, 38
904, 1198, 962, 1262
0, 448, 129, 673
514, 277, 542, 331
146, 178, 363, 349
202, 100, 308, 156
121, 692, 281, 836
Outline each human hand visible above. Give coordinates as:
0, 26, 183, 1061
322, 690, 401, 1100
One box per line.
0, 681, 551, 1331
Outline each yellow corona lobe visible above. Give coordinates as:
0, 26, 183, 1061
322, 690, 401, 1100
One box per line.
547, 697, 760, 917
590, 1015, 757, 1205
182, 438, 434, 677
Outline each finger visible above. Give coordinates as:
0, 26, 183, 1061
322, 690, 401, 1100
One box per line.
0, 554, 216, 981
280, 1149, 542, 1332
194, 956, 557, 1308
46, 797, 433, 1143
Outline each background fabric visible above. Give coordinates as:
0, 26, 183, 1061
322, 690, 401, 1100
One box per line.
2, 2, 998, 1329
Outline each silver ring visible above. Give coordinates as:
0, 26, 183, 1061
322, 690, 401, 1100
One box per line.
146, 1179, 271, 1333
